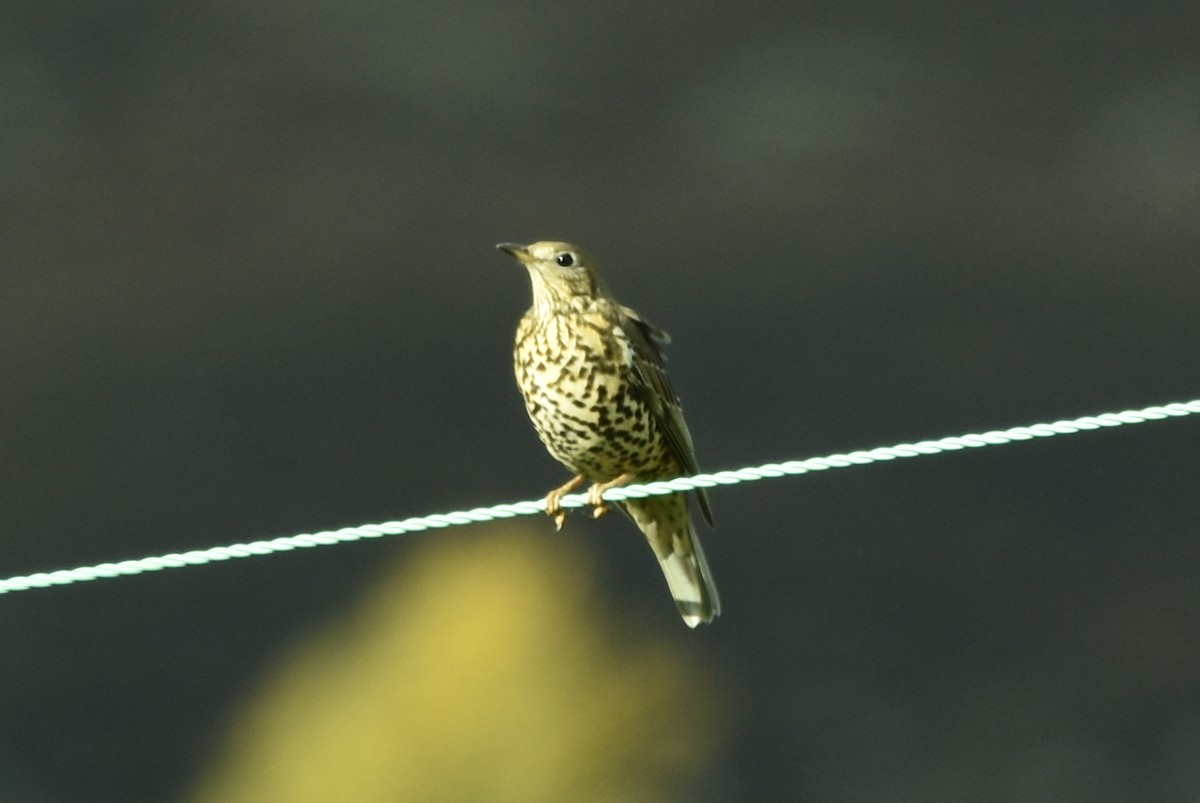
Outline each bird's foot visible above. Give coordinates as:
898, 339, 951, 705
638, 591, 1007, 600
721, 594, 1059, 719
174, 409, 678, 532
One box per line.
586, 473, 634, 519
545, 474, 586, 531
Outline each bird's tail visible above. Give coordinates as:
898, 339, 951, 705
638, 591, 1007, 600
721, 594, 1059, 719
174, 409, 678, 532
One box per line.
624, 496, 721, 628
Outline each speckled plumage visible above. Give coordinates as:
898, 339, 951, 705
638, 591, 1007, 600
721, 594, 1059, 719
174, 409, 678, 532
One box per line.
498, 240, 720, 627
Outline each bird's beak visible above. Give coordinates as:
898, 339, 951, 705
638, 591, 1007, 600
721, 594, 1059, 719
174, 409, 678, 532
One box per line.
496, 242, 532, 264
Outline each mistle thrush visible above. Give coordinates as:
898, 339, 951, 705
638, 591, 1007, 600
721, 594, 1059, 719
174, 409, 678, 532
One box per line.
497, 240, 720, 627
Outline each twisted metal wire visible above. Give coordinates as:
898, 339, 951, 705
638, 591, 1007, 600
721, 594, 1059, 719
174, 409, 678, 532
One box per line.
3, 399, 1197, 595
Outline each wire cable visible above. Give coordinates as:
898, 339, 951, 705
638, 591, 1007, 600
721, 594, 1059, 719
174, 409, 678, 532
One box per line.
2, 399, 1198, 595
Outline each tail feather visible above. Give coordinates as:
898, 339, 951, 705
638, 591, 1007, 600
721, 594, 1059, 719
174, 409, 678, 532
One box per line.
658, 529, 721, 627
623, 496, 720, 627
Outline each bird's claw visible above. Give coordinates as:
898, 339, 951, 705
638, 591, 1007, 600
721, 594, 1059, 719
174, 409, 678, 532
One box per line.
544, 474, 586, 532
586, 484, 611, 519
543, 473, 631, 528
545, 495, 569, 531
585, 473, 633, 520
552, 509, 568, 531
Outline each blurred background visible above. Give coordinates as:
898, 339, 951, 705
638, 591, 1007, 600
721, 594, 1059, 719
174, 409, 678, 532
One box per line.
3, 1, 1199, 800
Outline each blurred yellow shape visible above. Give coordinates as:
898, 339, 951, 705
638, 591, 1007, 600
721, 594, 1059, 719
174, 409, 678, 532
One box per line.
189, 525, 721, 803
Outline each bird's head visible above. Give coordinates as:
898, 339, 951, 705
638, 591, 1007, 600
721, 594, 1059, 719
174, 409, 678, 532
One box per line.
497, 240, 608, 316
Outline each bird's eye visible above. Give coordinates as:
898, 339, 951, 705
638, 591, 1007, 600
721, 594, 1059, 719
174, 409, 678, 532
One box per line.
556, 253, 575, 267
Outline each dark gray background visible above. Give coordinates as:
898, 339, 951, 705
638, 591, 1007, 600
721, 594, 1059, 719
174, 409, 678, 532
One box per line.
3, 1, 1199, 800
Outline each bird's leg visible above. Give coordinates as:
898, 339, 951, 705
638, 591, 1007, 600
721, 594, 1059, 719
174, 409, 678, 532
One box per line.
545, 474, 586, 531
586, 473, 634, 519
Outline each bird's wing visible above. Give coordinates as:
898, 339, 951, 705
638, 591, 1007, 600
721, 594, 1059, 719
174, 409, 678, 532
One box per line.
619, 304, 715, 527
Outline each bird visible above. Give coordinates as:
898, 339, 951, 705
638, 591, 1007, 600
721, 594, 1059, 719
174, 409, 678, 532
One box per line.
497, 240, 720, 627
